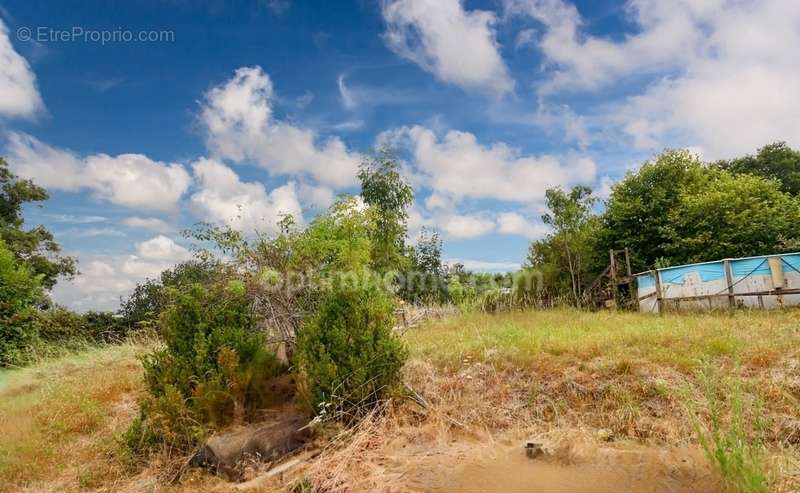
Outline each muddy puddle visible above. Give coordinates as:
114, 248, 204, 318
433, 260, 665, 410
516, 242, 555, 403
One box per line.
399, 441, 721, 493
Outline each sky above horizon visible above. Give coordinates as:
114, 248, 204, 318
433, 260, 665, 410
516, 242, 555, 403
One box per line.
1, 0, 799, 311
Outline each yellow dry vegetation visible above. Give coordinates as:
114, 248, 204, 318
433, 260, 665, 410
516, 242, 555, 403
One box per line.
2, 308, 800, 492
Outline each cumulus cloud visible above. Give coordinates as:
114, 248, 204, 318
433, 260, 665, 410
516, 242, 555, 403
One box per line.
381, 0, 513, 96
5, 132, 191, 212
509, 0, 800, 158
122, 216, 173, 234
190, 157, 303, 234
51, 236, 192, 311
200, 66, 361, 188
391, 125, 596, 204
497, 211, 549, 240
440, 213, 496, 239
0, 19, 44, 118
504, 0, 706, 94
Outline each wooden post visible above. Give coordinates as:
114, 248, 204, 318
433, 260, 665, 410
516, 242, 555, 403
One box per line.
609, 250, 618, 307
723, 259, 735, 309
624, 248, 632, 277
653, 269, 664, 314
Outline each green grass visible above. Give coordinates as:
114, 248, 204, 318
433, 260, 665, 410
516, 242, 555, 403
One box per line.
688, 364, 769, 493
0, 343, 146, 492
406, 308, 800, 373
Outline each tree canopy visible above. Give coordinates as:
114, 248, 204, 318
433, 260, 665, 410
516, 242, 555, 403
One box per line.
0, 157, 76, 289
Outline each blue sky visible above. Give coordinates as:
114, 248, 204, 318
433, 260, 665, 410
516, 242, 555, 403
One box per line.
1, 0, 799, 310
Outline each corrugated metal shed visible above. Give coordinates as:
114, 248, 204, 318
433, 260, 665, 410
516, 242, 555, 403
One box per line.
636, 252, 800, 312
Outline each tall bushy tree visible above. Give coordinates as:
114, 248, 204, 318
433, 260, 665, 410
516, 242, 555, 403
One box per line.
0, 240, 45, 366
358, 149, 413, 273
717, 142, 800, 196
119, 259, 219, 330
527, 186, 600, 306
600, 150, 706, 271
399, 228, 447, 303
0, 157, 76, 289
664, 171, 800, 262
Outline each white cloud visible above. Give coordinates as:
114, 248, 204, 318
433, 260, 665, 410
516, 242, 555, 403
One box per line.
0, 19, 44, 118
190, 157, 303, 234
200, 66, 361, 188
393, 125, 596, 204
51, 236, 193, 311
297, 182, 336, 210
60, 227, 126, 238
441, 213, 495, 239
381, 0, 513, 96
596, 176, 614, 200
123, 216, 173, 234
120, 235, 192, 279
337, 74, 356, 110
497, 211, 549, 239
510, 0, 800, 158
504, 0, 707, 94
5, 132, 191, 212
51, 260, 134, 311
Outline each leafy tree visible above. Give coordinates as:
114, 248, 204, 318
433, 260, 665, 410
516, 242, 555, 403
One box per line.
664, 171, 800, 262
0, 239, 45, 366
0, 157, 76, 289
119, 259, 218, 329
399, 228, 447, 303
600, 150, 706, 271
358, 149, 413, 273
717, 142, 800, 196
527, 186, 600, 306
296, 280, 407, 418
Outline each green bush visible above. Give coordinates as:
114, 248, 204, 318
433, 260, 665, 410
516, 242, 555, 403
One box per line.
0, 240, 45, 367
127, 280, 285, 454
296, 281, 407, 419
36, 307, 127, 345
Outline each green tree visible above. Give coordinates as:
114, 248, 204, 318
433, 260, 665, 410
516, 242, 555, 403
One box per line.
399, 228, 447, 303
0, 239, 45, 366
664, 171, 800, 262
0, 157, 76, 289
717, 142, 800, 196
358, 149, 413, 273
527, 186, 599, 306
129, 281, 285, 453
296, 280, 407, 418
119, 259, 218, 330
600, 150, 706, 271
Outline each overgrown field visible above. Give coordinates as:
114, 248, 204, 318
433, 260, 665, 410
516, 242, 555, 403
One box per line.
2, 309, 800, 492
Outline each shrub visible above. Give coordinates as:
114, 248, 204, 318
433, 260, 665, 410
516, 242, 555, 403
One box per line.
296, 281, 407, 419
0, 240, 45, 366
119, 259, 219, 331
36, 307, 127, 345
127, 280, 285, 455
35, 306, 84, 342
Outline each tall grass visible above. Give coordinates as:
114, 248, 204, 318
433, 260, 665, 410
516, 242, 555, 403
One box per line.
405, 308, 800, 373
0, 343, 147, 491
686, 363, 769, 493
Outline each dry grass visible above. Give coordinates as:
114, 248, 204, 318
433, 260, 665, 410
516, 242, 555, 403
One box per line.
0, 343, 147, 492
302, 308, 800, 493
3, 308, 800, 492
